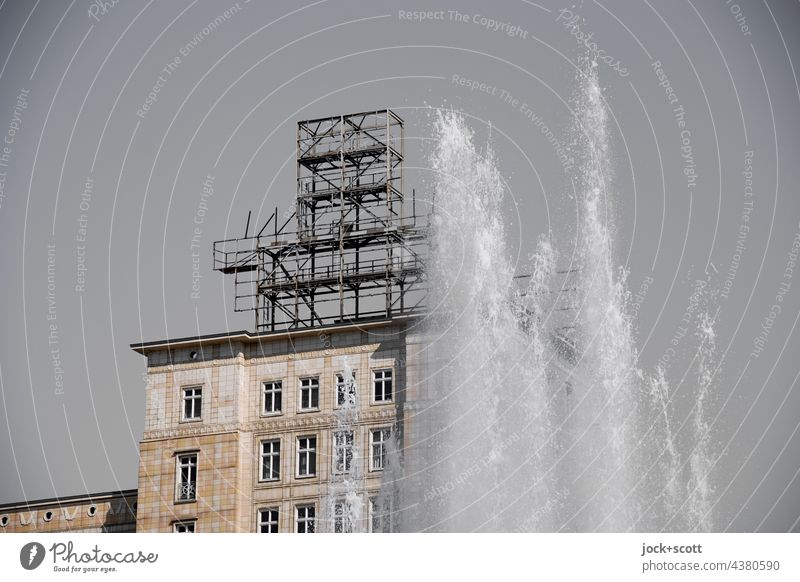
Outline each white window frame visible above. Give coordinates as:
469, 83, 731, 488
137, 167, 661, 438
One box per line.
296, 435, 317, 477
182, 385, 203, 421
370, 427, 391, 472
262, 380, 282, 416
258, 508, 279, 533
260, 439, 281, 482
296, 504, 315, 533
369, 496, 391, 533
298, 377, 320, 411
333, 499, 354, 533
175, 452, 198, 502
372, 369, 393, 403
333, 430, 354, 474
173, 520, 196, 533
334, 370, 357, 408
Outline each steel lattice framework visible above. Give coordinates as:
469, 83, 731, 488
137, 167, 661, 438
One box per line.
213, 110, 427, 332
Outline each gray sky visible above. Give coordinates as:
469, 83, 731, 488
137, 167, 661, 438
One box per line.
0, 0, 799, 532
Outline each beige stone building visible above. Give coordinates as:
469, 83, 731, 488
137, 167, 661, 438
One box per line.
131, 319, 415, 533
0, 490, 136, 533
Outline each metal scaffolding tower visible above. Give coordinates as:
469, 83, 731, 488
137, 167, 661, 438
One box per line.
213, 109, 427, 333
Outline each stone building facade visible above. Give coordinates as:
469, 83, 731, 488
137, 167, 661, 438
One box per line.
131, 318, 416, 533
0, 490, 136, 533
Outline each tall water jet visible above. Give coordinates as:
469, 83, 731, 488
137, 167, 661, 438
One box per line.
399, 61, 717, 532
324, 359, 365, 532
559, 61, 642, 531
399, 111, 555, 532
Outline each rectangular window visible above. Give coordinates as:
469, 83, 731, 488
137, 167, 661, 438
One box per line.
334, 499, 353, 533
370, 428, 391, 471
173, 521, 196, 533
335, 371, 356, 407
297, 436, 317, 477
260, 440, 280, 481
259, 508, 278, 533
182, 386, 202, 420
369, 496, 391, 533
373, 369, 392, 402
262, 381, 282, 415
333, 430, 354, 474
296, 505, 315, 533
176, 453, 198, 501
299, 377, 319, 410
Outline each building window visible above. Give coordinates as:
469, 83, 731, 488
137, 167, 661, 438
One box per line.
176, 453, 198, 501
260, 440, 280, 482
297, 436, 317, 477
182, 386, 202, 420
173, 521, 196, 533
262, 381, 282, 415
296, 505, 315, 533
299, 377, 319, 410
335, 371, 356, 407
369, 496, 391, 533
259, 508, 278, 533
370, 428, 391, 471
373, 369, 392, 402
334, 499, 354, 533
333, 430, 354, 474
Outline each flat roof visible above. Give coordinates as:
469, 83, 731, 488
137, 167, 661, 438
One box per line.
130, 315, 420, 355
0, 489, 137, 511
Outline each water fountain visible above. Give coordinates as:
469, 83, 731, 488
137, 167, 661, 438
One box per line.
395, 60, 717, 532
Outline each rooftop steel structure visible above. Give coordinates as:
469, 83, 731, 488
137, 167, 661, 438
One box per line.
214, 109, 427, 333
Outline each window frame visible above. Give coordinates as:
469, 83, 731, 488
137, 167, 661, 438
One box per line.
175, 451, 198, 503
333, 498, 354, 533
298, 376, 320, 412
181, 385, 203, 422
332, 429, 354, 475
261, 380, 283, 416
372, 369, 393, 404
295, 504, 315, 533
258, 507, 279, 533
259, 439, 281, 482
370, 427, 391, 472
296, 435, 317, 478
369, 495, 391, 533
173, 520, 196, 533
334, 370, 357, 409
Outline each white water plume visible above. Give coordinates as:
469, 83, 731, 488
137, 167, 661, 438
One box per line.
395, 61, 717, 532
